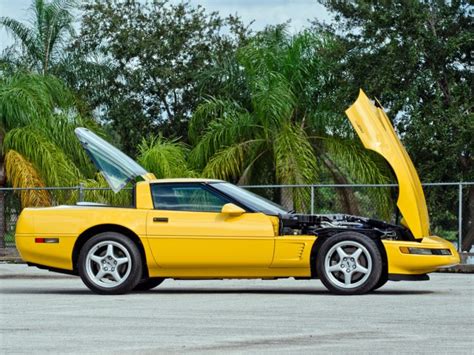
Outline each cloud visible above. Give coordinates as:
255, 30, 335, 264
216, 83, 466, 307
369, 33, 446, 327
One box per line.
183, 0, 331, 32
0, 0, 332, 50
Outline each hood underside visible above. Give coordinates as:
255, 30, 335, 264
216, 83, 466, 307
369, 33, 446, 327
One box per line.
345, 90, 430, 239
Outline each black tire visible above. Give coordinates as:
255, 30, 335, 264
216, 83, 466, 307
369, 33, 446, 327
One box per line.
78, 232, 142, 295
133, 277, 165, 291
372, 272, 388, 291
316, 232, 383, 295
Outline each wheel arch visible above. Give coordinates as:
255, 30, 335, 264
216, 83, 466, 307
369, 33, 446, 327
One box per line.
72, 224, 149, 279
310, 231, 388, 279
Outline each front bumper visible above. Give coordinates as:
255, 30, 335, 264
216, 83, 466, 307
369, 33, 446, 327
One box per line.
382, 236, 460, 275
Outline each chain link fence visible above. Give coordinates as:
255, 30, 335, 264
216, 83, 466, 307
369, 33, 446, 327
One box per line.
1, 182, 472, 254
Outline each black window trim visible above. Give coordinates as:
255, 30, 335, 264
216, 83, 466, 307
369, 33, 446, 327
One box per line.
149, 182, 251, 213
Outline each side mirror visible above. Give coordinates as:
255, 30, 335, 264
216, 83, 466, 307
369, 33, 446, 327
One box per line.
221, 203, 245, 216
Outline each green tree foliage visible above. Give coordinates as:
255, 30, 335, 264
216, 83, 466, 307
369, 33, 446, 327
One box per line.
0, 0, 76, 74
191, 28, 391, 214
317, 0, 473, 249
137, 135, 196, 178
67, 0, 250, 155
0, 71, 130, 209
0, 73, 87, 206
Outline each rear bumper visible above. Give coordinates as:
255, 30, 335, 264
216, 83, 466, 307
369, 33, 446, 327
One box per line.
383, 236, 460, 275
16, 234, 75, 271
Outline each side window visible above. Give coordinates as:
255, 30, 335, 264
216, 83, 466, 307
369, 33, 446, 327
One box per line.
151, 184, 230, 212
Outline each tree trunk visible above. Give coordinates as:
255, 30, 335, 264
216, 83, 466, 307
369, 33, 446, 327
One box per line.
0, 187, 5, 250
462, 186, 474, 252
0, 128, 5, 249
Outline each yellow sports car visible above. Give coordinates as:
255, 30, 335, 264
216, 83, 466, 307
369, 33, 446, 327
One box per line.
15, 91, 460, 295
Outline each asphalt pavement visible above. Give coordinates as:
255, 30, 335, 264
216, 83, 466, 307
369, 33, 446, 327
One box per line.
1, 263, 473, 354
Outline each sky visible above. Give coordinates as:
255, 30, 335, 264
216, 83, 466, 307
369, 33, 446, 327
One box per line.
0, 0, 332, 50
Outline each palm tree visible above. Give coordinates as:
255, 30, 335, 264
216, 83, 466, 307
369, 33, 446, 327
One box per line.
137, 135, 196, 179
0, 73, 72, 246
0, 72, 90, 207
190, 28, 391, 214
0, 0, 75, 74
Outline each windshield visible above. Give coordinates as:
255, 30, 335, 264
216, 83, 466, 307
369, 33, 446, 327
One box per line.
75, 127, 148, 193
212, 182, 288, 215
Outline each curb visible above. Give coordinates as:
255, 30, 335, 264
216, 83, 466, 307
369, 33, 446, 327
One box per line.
0, 257, 23, 263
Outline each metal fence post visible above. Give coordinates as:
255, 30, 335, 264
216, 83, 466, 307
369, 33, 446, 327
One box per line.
310, 185, 315, 215
78, 183, 84, 203
458, 183, 463, 252
0, 190, 5, 249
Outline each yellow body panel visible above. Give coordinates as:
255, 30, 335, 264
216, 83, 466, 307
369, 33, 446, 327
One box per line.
15, 194, 317, 278
146, 210, 275, 268
16, 235, 77, 271
15, 206, 156, 273
272, 236, 315, 268
135, 181, 154, 209
15, 190, 459, 279
346, 90, 430, 238
383, 236, 460, 274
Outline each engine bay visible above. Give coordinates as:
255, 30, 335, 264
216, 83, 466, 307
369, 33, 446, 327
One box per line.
280, 213, 414, 241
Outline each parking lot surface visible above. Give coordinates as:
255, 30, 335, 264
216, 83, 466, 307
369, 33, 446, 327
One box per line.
1, 264, 473, 354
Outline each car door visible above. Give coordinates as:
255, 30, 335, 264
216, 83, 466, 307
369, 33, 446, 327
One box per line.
146, 183, 276, 268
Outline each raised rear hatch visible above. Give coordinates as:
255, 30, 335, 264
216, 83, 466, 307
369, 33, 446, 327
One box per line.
345, 90, 430, 239
75, 128, 155, 192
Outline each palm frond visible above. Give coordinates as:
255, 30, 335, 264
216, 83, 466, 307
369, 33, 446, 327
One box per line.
40, 113, 95, 177
0, 17, 41, 62
274, 123, 318, 185
0, 73, 73, 130
322, 137, 393, 219
189, 98, 244, 143
137, 136, 195, 178
323, 137, 391, 185
5, 150, 51, 207
250, 71, 296, 127
202, 139, 264, 180
274, 123, 318, 210
37, 0, 75, 72
190, 112, 259, 169
4, 126, 82, 187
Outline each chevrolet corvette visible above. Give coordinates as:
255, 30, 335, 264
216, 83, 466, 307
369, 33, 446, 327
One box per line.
15, 90, 460, 295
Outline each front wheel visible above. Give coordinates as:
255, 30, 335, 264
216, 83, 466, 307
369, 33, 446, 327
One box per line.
317, 232, 382, 295
78, 232, 142, 295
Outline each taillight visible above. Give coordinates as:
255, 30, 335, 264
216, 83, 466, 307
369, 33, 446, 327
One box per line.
35, 238, 59, 243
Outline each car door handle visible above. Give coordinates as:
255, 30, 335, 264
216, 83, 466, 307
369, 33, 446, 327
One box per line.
153, 217, 168, 223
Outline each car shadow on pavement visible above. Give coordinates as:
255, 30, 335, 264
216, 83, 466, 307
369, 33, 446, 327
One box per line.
0, 287, 434, 296
143, 288, 435, 296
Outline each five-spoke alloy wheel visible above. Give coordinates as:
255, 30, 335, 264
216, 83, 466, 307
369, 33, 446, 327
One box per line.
78, 232, 142, 295
317, 232, 382, 295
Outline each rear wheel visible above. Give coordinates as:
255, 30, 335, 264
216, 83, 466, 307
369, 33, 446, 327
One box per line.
133, 278, 164, 291
317, 232, 382, 295
78, 232, 142, 295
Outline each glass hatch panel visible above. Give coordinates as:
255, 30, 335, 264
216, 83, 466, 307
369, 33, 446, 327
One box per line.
75, 127, 148, 193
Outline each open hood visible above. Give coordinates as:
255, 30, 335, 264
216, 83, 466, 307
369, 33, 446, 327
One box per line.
75, 128, 155, 193
345, 90, 429, 239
